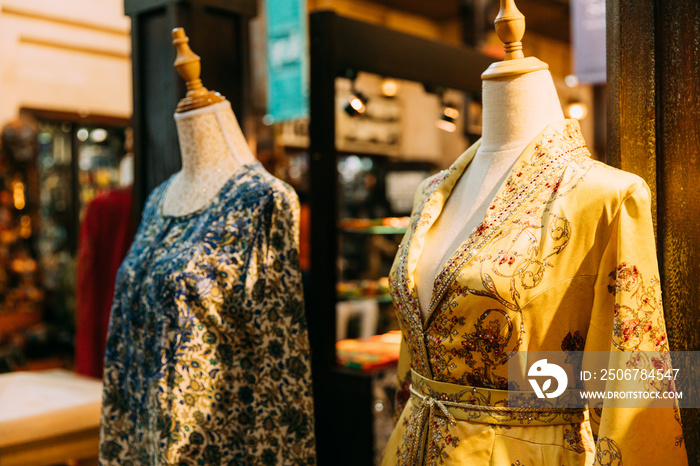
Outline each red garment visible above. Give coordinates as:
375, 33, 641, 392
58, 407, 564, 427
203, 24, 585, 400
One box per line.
75, 188, 133, 378
299, 203, 310, 272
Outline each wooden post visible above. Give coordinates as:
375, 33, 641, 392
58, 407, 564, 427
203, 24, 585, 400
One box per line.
607, 1, 700, 461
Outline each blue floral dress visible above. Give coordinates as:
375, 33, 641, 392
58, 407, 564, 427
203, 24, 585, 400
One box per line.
99, 163, 316, 465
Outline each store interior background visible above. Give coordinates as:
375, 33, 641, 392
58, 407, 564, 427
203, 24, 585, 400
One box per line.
0, 0, 697, 465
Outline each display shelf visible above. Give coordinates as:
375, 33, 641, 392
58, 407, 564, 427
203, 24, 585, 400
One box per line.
0, 369, 102, 465
337, 278, 391, 300
337, 294, 392, 303
339, 217, 409, 235
0, 310, 41, 340
336, 331, 401, 371
340, 225, 407, 235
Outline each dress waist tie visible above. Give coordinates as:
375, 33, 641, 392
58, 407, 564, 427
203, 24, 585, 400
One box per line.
408, 369, 588, 464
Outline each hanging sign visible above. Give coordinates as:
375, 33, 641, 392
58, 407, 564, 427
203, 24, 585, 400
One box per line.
264, 0, 309, 122
572, 0, 606, 84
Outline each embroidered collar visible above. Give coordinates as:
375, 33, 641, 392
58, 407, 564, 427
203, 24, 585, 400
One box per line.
390, 119, 589, 378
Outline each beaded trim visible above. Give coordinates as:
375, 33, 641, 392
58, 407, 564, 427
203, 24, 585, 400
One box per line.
425, 142, 589, 326
389, 120, 591, 379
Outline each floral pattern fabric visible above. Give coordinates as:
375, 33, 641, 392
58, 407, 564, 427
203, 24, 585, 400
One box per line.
382, 120, 687, 466
99, 163, 316, 465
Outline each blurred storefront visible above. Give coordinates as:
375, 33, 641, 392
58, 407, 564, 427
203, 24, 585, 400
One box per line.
0, 0, 131, 372
0, 0, 698, 465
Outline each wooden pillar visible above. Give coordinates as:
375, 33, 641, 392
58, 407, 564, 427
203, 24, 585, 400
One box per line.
124, 0, 256, 217
607, 0, 700, 462
308, 11, 340, 464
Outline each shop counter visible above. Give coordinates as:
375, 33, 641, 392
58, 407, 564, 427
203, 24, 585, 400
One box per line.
0, 369, 102, 466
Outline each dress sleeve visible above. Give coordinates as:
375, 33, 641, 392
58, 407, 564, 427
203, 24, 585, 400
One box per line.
254, 187, 317, 464
585, 180, 687, 465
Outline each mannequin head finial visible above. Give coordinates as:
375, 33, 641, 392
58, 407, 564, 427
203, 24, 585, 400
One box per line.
172, 27, 225, 113
494, 0, 525, 60
481, 0, 548, 80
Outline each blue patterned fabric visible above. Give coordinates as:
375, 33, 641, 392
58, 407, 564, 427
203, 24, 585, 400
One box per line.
99, 163, 316, 465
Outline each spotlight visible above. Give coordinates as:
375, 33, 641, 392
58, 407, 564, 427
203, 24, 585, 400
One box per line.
435, 114, 457, 133
381, 78, 398, 97
565, 101, 588, 120
436, 102, 459, 133
90, 128, 108, 143
345, 91, 368, 117
565, 74, 579, 88
442, 104, 460, 120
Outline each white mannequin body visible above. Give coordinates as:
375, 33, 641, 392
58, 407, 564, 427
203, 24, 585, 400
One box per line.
161, 100, 257, 216
415, 70, 564, 317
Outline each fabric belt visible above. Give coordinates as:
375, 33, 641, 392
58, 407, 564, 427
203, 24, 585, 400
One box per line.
407, 369, 588, 464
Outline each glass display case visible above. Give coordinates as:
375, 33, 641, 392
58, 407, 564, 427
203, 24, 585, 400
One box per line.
0, 111, 128, 372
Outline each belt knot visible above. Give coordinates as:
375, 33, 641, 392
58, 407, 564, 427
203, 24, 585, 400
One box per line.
409, 383, 456, 425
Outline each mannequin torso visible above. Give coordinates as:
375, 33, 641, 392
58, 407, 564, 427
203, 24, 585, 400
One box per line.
161, 100, 257, 217
414, 70, 565, 317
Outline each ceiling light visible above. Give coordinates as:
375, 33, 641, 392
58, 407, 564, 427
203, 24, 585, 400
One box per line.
443, 105, 460, 120
566, 102, 588, 120
436, 102, 459, 132
381, 78, 398, 97
565, 75, 579, 88
345, 91, 368, 117
90, 128, 107, 143
435, 115, 457, 133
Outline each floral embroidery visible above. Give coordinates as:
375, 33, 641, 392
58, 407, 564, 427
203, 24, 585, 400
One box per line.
427, 209, 573, 387
100, 164, 315, 465
608, 262, 666, 351
562, 330, 586, 380
564, 423, 594, 454
561, 330, 586, 352
594, 437, 623, 466
674, 407, 685, 447
390, 167, 458, 377
395, 368, 412, 420
394, 400, 422, 465
426, 416, 461, 465
607, 263, 640, 295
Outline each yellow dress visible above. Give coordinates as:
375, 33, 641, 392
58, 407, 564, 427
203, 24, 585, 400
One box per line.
382, 120, 687, 465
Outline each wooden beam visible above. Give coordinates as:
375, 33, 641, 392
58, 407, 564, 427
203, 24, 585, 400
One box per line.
19, 36, 130, 60
331, 12, 494, 92
1, 5, 129, 36
124, 0, 256, 17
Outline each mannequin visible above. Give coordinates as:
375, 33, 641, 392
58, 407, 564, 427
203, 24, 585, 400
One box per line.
162, 29, 257, 217
100, 28, 316, 465
161, 100, 257, 216
383, 1, 686, 465
415, 70, 564, 315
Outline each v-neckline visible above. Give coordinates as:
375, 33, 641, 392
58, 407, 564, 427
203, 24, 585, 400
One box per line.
409, 142, 523, 328
405, 120, 578, 329
389, 119, 588, 379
